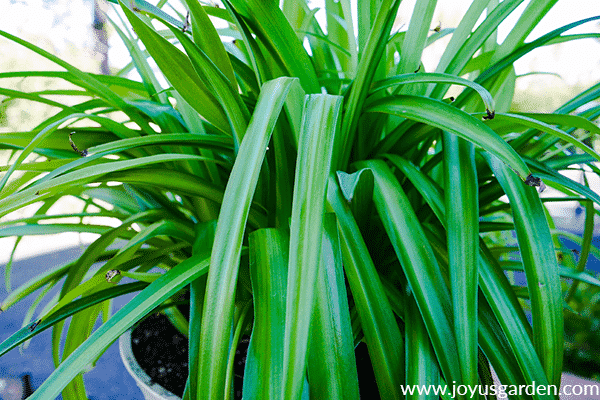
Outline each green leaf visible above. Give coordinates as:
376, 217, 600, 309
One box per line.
335, 169, 374, 228
326, 174, 404, 399
282, 94, 341, 400
0, 113, 140, 193
227, 0, 319, 93
307, 214, 359, 400
1, 261, 72, 313
525, 159, 600, 207
180, 0, 237, 86
0, 29, 153, 133
107, 15, 163, 102
355, 159, 463, 391
24, 254, 210, 400
119, 3, 230, 133
324, 0, 357, 76
565, 200, 596, 301
0, 154, 217, 219
492, 0, 559, 61
435, 0, 488, 75
443, 133, 479, 390
439, 0, 523, 77
196, 77, 297, 400
405, 294, 440, 400
487, 113, 600, 162
187, 221, 215, 400
365, 95, 531, 180
475, 16, 600, 90
339, 0, 402, 169
486, 154, 563, 388
243, 229, 289, 400
369, 73, 496, 114
0, 282, 147, 358
167, 25, 250, 149
397, 0, 438, 76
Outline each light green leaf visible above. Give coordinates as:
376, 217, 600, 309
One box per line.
282, 94, 341, 400
243, 229, 288, 400
120, 3, 230, 132
24, 255, 210, 400
196, 77, 297, 400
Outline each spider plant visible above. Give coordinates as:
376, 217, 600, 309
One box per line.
1, 0, 600, 399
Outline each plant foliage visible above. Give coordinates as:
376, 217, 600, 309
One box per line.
1, 0, 600, 399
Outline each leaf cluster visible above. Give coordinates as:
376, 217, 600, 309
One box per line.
1, 1, 600, 399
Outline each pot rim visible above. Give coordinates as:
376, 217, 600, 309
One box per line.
119, 328, 181, 400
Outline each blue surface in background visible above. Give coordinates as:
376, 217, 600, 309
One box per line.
0, 248, 144, 400
561, 235, 600, 273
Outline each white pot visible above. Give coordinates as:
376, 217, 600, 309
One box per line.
119, 329, 181, 400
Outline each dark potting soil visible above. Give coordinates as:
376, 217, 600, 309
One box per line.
130, 313, 379, 398
131, 313, 189, 397
130, 312, 250, 399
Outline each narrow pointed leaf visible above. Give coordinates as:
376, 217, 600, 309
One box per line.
365, 96, 531, 180
326, 175, 404, 399
486, 154, 563, 387
243, 229, 288, 400
120, 3, 230, 132
24, 255, 210, 400
355, 159, 462, 390
196, 77, 297, 400
282, 94, 341, 400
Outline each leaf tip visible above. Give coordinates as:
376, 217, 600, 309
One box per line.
69, 132, 88, 157
524, 174, 546, 192
182, 11, 190, 33
29, 320, 40, 332
483, 109, 495, 120
106, 269, 121, 283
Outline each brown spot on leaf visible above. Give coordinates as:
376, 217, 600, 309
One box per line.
182, 11, 190, 33
482, 109, 495, 120
69, 132, 88, 157
524, 174, 546, 192
106, 269, 121, 282
29, 320, 40, 331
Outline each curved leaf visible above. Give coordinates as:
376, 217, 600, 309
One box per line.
196, 77, 297, 400
281, 94, 341, 400
24, 255, 210, 400
120, 3, 230, 132
366, 95, 531, 180
355, 159, 462, 392
369, 73, 496, 113
486, 154, 563, 387
326, 174, 404, 399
